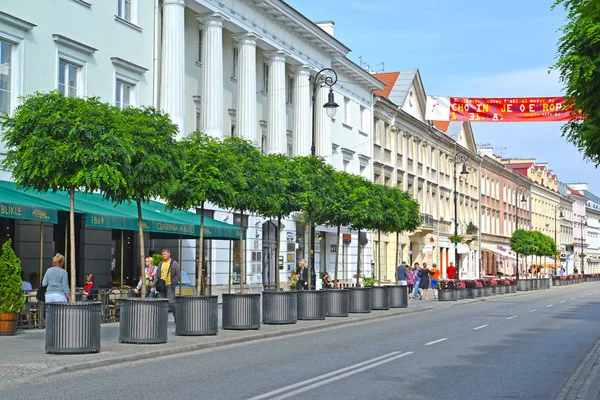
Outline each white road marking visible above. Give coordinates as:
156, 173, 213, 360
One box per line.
507, 316, 518, 320
571, 298, 576, 300
248, 352, 414, 400
529, 309, 537, 312
425, 338, 448, 346
581, 296, 584, 298
547, 305, 553, 308
473, 325, 488, 330
560, 301, 565, 304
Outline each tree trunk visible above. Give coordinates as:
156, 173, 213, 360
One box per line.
334, 225, 341, 289
307, 214, 312, 291
275, 217, 281, 291
69, 188, 76, 303
395, 232, 399, 282
137, 200, 146, 299
198, 200, 205, 295
356, 229, 361, 287
239, 211, 245, 295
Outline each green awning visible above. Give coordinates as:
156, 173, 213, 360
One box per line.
0, 184, 61, 223
0, 180, 244, 240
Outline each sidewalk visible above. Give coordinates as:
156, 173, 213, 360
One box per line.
0, 285, 577, 389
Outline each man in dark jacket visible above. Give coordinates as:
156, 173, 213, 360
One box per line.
397, 261, 408, 285
156, 249, 181, 319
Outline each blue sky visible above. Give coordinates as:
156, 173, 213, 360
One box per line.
292, 0, 599, 194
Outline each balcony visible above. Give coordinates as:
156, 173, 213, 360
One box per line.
438, 220, 452, 234
418, 213, 437, 233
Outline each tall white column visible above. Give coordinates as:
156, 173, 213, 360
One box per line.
315, 84, 331, 160
197, 13, 225, 139
233, 33, 258, 145
292, 66, 311, 156
265, 51, 287, 154
161, 0, 185, 138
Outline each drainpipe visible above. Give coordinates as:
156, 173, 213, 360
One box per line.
152, 0, 161, 108
478, 156, 482, 278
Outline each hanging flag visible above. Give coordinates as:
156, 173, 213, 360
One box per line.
426, 96, 573, 122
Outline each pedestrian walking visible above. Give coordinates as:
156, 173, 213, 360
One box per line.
41, 253, 70, 303
297, 259, 308, 290
407, 266, 416, 296
135, 257, 158, 298
430, 263, 441, 299
321, 272, 333, 289
412, 263, 421, 299
447, 262, 456, 279
418, 263, 432, 300
397, 261, 408, 286
156, 249, 180, 320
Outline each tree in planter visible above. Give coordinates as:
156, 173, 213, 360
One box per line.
1, 92, 128, 303
104, 106, 181, 299
0, 240, 24, 316
166, 132, 237, 295
388, 187, 421, 279
510, 229, 537, 275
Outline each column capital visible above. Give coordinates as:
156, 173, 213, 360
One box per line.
232, 32, 260, 46
163, 0, 185, 7
291, 65, 312, 77
196, 11, 229, 26
264, 50, 287, 64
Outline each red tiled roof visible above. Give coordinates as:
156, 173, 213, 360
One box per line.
433, 120, 450, 132
568, 186, 586, 198
373, 72, 400, 99
503, 162, 533, 169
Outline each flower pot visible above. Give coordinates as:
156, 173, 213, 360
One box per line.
0, 313, 18, 336
262, 291, 297, 324
490, 286, 497, 295
348, 287, 372, 313
474, 287, 483, 297
533, 279, 540, 290
452, 289, 460, 300
371, 286, 390, 310
510, 285, 517, 293
527, 279, 534, 291
120, 298, 169, 343
325, 289, 349, 317
388, 286, 408, 308
465, 288, 475, 299
297, 290, 326, 320
500, 285, 508, 294
458, 289, 467, 299
46, 302, 101, 354
438, 289, 455, 301
222, 293, 261, 330
517, 280, 529, 291
175, 295, 218, 335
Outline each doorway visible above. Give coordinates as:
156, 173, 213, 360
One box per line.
262, 221, 277, 291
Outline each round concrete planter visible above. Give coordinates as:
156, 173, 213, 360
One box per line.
465, 288, 475, 299
533, 279, 540, 290
438, 289, 455, 301
452, 289, 460, 300
297, 290, 326, 320
175, 295, 218, 335
388, 286, 408, 308
325, 289, 349, 317
457, 289, 466, 300
348, 287, 372, 313
222, 293, 261, 330
510, 285, 517, 293
517, 279, 529, 291
371, 286, 390, 310
45, 302, 101, 354
490, 285, 498, 295
474, 287, 483, 297
262, 291, 297, 325
527, 280, 534, 291
544, 279, 551, 289
119, 298, 168, 344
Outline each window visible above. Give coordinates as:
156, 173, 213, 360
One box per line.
344, 97, 350, 125
286, 76, 293, 105
198, 30, 202, 63
374, 119, 380, 145
286, 130, 293, 156
0, 41, 12, 114
116, 0, 137, 24
195, 111, 201, 131
360, 106, 367, 132
115, 80, 132, 109
58, 60, 78, 97
262, 63, 269, 93
232, 46, 238, 79
384, 123, 390, 148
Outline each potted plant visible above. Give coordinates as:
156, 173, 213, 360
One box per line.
449, 235, 463, 244
464, 280, 476, 299
436, 280, 456, 301
455, 280, 466, 300
474, 280, 484, 297
489, 278, 498, 295
0, 240, 25, 336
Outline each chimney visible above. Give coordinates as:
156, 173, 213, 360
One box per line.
315, 21, 334, 37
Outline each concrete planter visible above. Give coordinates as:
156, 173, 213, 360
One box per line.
348, 287, 372, 313
543, 278, 551, 289
517, 280, 529, 291
457, 289, 466, 300
533, 279, 539, 290
325, 289, 349, 317
465, 288, 475, 299
388, 286, 408, 308
527, 279, 534, 291
120, 298, 168, 344
510, 285, 517, 293
222, 293, 261, 330
482, 287, 490, 296
452, 289, 460, 300
371, 286, 390, 310
297, 290, 326, 320
438, 290, 455, 301
46, 302, 101, 354
175, 295, 218, 335
491, 285, 498, 295
262, 291, 297, 324
474, 287, 483, 297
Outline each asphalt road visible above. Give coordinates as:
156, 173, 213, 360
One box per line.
3, 285, 600, 400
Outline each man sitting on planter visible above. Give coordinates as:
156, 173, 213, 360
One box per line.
156, 249, 181, 320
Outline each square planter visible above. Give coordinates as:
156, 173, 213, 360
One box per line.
371, 286, 390, 310
46, 302, 102, 353
222, 293, 261, 330
175, 295, 218, 335
491, 286, 498, 295
453, 289, 460, 300
349, 287, 372, 313
262, 291, 297, 324
465, 288, 475, 299
120, 298, 169, 344
388, 286, 408, 308
517, 280, 529, 291
438, 289, 455, 301
325, 289, 350, 317
297, 290, 326, 320
474, 287, 483, 297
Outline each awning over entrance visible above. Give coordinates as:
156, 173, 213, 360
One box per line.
0, 180, 243, 240
482, 244, 516, 260
457, 243, 470, 254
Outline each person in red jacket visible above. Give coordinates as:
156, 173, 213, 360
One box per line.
447, 262, 456, 279
82, 273, 97, 301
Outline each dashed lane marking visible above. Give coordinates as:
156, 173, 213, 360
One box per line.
473, 325, 488, 331
425, 338, 448, 346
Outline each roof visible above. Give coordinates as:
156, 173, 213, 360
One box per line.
568, 186, 586, 198
372, 72, 400, 98
503, 162, 534, 169
433, 120, 450, 132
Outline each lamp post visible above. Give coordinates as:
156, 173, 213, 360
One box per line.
515, 185, 528, 280
453, 151, 468, 281
554, 205, 564, 275
580, 215, 587, 275
309, 68, 338, 289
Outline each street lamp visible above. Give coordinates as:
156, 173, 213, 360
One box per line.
453, 151, 468, 281
309, 68, 338, 288
554, 205, 564, 275
515, 185, 528, 279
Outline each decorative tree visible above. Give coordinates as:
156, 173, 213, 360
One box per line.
104, 106, 181, 298
1, 92, 128, 302
166, 132, 236, 295
511, 229, 537, 275
0, 240, 24, 315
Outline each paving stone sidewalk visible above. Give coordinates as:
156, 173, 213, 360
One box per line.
556, 336, 600, 400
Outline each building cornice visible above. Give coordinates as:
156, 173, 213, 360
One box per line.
0, 11, 36, 31
111, 57, 148, 75
53, 34, 96, 55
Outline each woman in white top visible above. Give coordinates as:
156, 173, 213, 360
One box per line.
41, 253, 70, 303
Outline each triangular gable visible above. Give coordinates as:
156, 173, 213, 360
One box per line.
373, 72, 400, 99
448, 122, 477, 153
